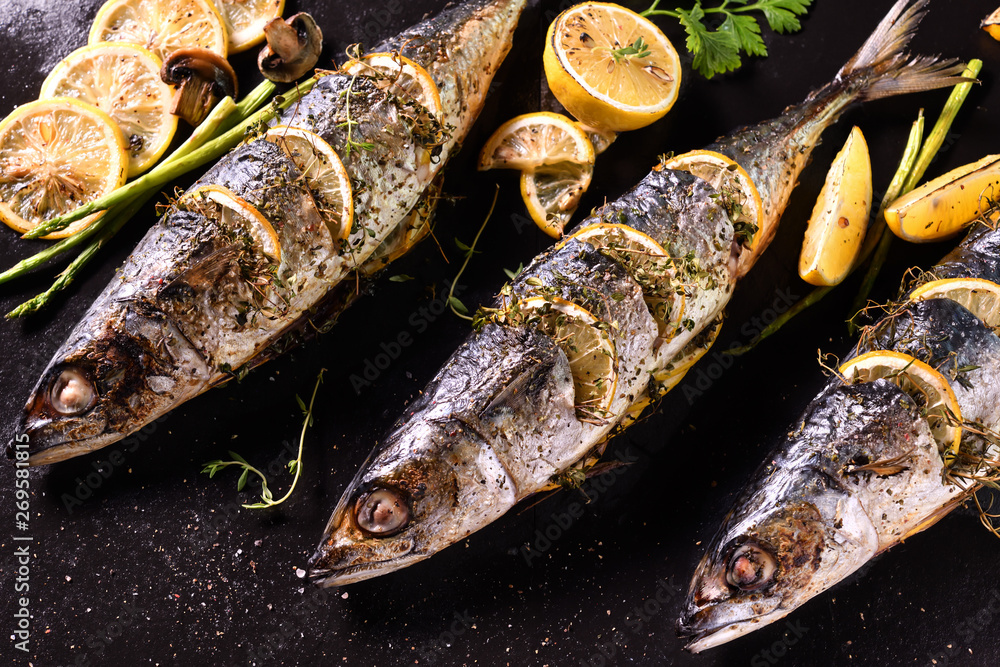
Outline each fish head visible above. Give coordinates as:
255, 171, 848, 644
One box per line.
18, 293, 212, 465
308, 414, 516, 586
680, 380, 955, 651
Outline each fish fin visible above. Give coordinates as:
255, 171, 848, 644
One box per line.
834, 0, 969, 102
481, 360, 552, 416
159, 244, 240, 295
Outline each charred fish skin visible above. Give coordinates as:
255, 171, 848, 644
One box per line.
309, 0, 966, 587
678, 227, 1000, 651
17, 0, 528, 466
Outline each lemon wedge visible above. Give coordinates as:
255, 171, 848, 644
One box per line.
983, 8, 1000, 41
182, 185, 281, 263
213, 0, 284, 53
478, 112, 594, 172
517, 296, 618, 418
798, 126, 872, 286
264, 126, 354, 240
520, 161, 593, 238
840, 350, 962, 457
89, 0, 228, 61
543, 2, 681, 132
909, 277, 1000, 330
0, 98, 127, 239
41, 43, 177, 177
884, 154, 1000, 243
342, 53, 443, 120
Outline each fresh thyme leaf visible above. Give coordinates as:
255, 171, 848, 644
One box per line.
228, 451, 249, 465
504, 263, 524, 280
295, 394, 307, 414
237, 468, 248, 492
455, 238, 480, 257
611, 36, 653, 62
449, 295, 469, 314
389, 274, 415, 282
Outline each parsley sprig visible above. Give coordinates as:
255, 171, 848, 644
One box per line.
640, 0, 813, 79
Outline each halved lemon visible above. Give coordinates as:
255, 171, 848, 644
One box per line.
264, 126, 353, 240
182, 184, 281, 263
478, 112, 594, 171
213, 0, 284, 53
561, 222, 683, 339
89, 0, 229, 62
517, 296, 617, 417
521, 161, 593, 238
909, 277, 1000, 330
839, 350, 962, 457
40, 43, 177, 177
0, 98, 127, 239
983, 8, 1000, 41
662, 150, 763, 270
543, 2, 681, 132
342, 53, 443, 119
799, 126, 872, 286
884, 154, 1000, 243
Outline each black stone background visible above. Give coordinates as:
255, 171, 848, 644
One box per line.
2, 1, 1000, 665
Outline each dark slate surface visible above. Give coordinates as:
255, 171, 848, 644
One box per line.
2, 1, 1000, 665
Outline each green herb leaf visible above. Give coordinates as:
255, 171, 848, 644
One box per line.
295, 394, 307, 414
389, 274, 414, 282
677, 7, 742, 79
228, 451, 249, 465
503, 263, 524, 280
759, 0, 812, 34
720, 14, 767, 58
237, 468, 249, 492
449, 295, 469, 314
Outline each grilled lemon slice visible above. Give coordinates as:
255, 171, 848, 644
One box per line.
517, 296, 617, 417
840, 350, 962, 457
89, 0, 228, 61
478, 112, 594, 172
798, 126, 871, 286
520, 161, 593, 239
41, 43, 177, 177
543, 2, 681, 132
264, 126, 353, 240
342, 53, 443, 119
183, 185, 281, 263
0, 98, 127, 239
213, 0, 284, 53
909, 277, 1000, 330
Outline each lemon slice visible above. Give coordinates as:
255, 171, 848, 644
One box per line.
342, 53, 443, 119
662, 150, 763, 264
909, 277, 1000, 329
884, 154, 1000, 243
840, 350, 962, 457
543, 2, 681, 132
652, 317, 723, 394
89, 0, 229, 62
478, 112, 594, 172
517, 296, 617, 417
0, 98, 127, 239
561, 222, 683, 340
264, 126, 353, 240
182, 185, 281, 263
578, 123, 617, 156
213, 0, 284, 53
983, 8, 1000, 41
520, 161, 593, 239
798, 126, 872, 286
40, 43, 177, 177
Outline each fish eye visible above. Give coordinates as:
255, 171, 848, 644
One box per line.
49, 368, 96, 416
726, 542, 777, 592
355, 487, 410, 537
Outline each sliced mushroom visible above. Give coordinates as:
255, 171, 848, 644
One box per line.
257, 12, 323, 83
160, 48, 238, 126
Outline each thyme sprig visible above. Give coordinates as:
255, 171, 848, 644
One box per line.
447, 185, 499, 320
610, 36, 652, 63
202, 368, 325, 509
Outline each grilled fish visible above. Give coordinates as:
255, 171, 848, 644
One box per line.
16, 0, 528, 465
307, 0, 966, 586
678, 218, 1000, 652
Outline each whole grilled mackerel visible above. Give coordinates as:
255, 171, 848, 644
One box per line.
308, 0, 967, 586
678, 219, 1000, 652
17, 0, 528, 465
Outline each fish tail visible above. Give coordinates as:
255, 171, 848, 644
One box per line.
822, 0, 968, 103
